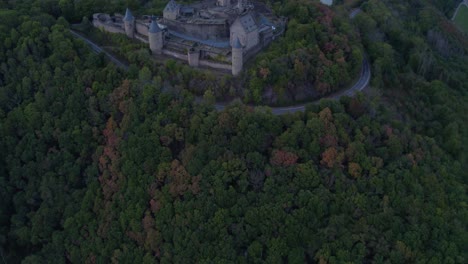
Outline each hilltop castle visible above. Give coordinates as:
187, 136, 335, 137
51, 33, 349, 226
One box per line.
92, 0, 285, 75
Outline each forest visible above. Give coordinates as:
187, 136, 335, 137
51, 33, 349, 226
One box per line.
0, 0, 467, 263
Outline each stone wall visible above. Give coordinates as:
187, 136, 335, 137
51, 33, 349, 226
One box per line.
162, 49, 231, 71
135, 22, 149, 36
243, 42, 263, 62
149, 33, 163, 54
230, 24, 259, 52
92, 13, 152, 37
163, 49, 188, 61
188, 50, 200, 67
164, 19, 229, 40
96, 24, 125, 34
242, 26, 285, 61
135, 34, 149, 43
93, 18, 125, 34
164, 10, 178, 20
245, 30, 259, 50
199, 60, 231, 71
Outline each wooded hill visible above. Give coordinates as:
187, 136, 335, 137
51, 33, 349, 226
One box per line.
0, 0, 466, 263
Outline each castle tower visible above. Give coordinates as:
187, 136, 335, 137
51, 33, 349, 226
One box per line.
163, 0, 180, 20
218, 0, 230, 7
188, 48, 200, 67
232, 37, 243, 76
148, 20, 164, 54
237, 0, 243, 12
123, 8, 135, 38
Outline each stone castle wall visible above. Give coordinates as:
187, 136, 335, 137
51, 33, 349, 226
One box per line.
135, 22, 149, 36
163, 49, 231, 72
242, 25, 285, 61
163, 49, 188, 61
243, 43, 262, 62
164, 19, 229, 40
135, 34, 149, 43
199, 60, 231, 71
92, 14, 151, 37
188, 50, 200, 67
93, 18, 125, 34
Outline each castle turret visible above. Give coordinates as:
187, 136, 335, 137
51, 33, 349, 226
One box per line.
237, 0, 243, 12
188, 48, 200, 67
218, 0, 231, 7
232, 37, 243, 76
148, 20, 164, 54
163, 0, 180, 20
123, 8, 135, 38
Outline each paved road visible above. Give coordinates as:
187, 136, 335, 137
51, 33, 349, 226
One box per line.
69, 10, 371, 116
216, 8, 371, 115
69, 30, 128, 70
349, 8, 362, 19
212, 56, 370, 115
264, 57, 371, 115
452, 0, 468, 20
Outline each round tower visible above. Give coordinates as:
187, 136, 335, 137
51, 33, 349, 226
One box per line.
218, 0, 231, 7
237, 0, 243, 12
188, 48, 200, 67
123, 8, 135, 38
148, 20, 164, 54
232, 37, 243, 76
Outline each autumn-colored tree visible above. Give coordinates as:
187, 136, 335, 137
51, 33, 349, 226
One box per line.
270, 150, 299, 167
348, 162, 362, 178
2, 1, 467, 263
320, 147, 342, 168
167, 160, 201, 197
98, 117, 122, 200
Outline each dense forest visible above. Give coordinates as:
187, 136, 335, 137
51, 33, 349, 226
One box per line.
245, 0, 363, 103
0, 0, 467, 263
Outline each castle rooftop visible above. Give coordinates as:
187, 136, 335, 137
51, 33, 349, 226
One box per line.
124, 8, 134, 21
237, 13, 258, 32
179, 18, 227, 24
149, 20, 162, 33
164, 0, 180, 12
232, 37, 242, 48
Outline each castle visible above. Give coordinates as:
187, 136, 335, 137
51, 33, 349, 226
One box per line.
92, 0, 285, 75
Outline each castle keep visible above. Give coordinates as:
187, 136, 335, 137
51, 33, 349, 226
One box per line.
92, 0, 285, 75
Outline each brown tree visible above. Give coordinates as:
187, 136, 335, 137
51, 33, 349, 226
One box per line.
270, 150, 299, 167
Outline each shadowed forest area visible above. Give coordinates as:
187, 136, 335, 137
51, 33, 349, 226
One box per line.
0, 0, 467, 263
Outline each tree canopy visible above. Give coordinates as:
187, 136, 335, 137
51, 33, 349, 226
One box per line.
0, 0, 467, 263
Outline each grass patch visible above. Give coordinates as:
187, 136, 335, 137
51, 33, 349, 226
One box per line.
454, 5, 468, 34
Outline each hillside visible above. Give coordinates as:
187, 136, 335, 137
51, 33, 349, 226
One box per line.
0, 0, 467, 263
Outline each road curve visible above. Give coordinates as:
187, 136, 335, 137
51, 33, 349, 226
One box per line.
452, 0, 468, 20
69, 11, 371, 116
212, 55, 370, 115
262, 57, 371, 115
349, 8, 362, 19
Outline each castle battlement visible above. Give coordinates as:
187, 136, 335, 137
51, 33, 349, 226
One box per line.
92, 0, 285, 75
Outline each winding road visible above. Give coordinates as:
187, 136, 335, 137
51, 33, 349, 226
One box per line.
452, 0, 468, 21
70, 30, 129, 70
69, 9, 371, 115
260, 57, 370, 115
349, 8, 362, 19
